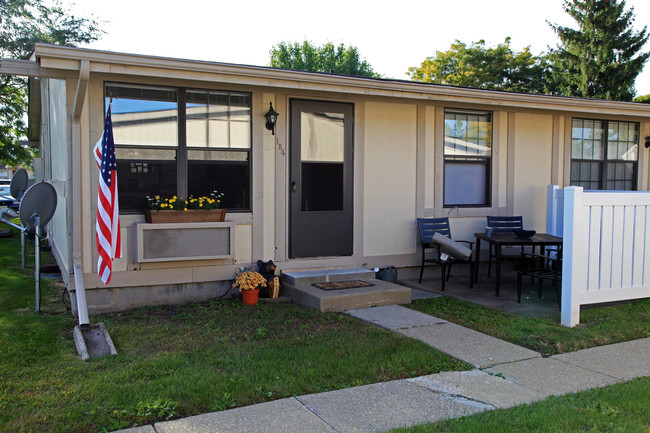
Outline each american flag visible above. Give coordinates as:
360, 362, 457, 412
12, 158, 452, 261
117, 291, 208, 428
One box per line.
94, 104, 122, 284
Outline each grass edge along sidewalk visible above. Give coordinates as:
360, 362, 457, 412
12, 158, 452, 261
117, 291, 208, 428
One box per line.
388, 376, 650, 433
0, 231, 470, 433
407, 295, 650, 356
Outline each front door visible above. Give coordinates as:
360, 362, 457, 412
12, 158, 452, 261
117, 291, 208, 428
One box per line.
289, 100, 354, 258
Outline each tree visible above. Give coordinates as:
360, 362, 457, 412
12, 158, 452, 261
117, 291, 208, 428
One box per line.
407, 38, 551, 94
0, 0, 102, 166
548, 0, 649, 101
633, 94, 650, 103
269, 40, 380, 78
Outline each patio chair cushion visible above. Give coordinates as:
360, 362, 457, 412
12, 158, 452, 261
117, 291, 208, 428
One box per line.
432, 232, 472, 260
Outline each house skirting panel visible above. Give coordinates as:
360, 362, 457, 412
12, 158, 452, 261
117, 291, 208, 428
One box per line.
69, 280, 233, 315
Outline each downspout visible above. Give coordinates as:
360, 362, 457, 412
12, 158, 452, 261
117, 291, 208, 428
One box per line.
72, 60, 90, 328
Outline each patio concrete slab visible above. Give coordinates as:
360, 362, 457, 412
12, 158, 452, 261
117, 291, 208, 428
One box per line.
409, 370, 547, 409
552, 338, 650, 381
297, 380, 490, 433
346, 305, 446, 330
154, 397, 336, 433
485, 357, 621, 396
397, 322, 541, 368
411, 287, 442, 300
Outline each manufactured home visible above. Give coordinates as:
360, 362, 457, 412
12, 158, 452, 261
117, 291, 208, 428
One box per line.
2, 43, 650, 313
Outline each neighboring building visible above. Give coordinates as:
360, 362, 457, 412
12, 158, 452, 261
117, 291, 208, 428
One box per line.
2, 43, 649, 313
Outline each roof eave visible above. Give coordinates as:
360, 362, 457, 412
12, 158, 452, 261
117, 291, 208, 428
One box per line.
23, 43, 650, 117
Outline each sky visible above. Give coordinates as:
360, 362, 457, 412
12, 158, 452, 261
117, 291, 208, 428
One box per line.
71, 0, 650, 96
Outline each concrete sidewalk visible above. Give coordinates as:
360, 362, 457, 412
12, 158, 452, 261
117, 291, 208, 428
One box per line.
116, 305, 650, 433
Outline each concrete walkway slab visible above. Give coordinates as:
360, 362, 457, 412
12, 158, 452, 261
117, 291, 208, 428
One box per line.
409, 370, 547, 409
346, 305, 446, 330
154, 398, 337, 433
298, 380, 490, 433
397, 322, 540, 368
552, 338, 650, 381
485, 357, 621, 396
115, 427, 156, 433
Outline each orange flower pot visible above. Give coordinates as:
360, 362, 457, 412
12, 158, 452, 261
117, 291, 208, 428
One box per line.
241, 289, 260, 305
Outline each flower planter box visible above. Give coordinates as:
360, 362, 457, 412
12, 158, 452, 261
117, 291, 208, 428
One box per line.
145, 208, 226, 223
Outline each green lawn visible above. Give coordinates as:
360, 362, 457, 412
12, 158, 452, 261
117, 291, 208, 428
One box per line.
3, 228, 649, 432
408, 295, 650, 356
0, 231, 469, 433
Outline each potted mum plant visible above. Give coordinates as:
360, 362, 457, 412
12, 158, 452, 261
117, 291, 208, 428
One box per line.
233, 271, 267, 305
145, 191, 225, 223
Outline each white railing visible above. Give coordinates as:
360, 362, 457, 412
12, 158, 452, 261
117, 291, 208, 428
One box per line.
558, 186, 650, 327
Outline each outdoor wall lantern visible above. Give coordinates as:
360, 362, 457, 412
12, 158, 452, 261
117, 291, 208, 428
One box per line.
645, 136, 650, 149
265, 102, 279, 135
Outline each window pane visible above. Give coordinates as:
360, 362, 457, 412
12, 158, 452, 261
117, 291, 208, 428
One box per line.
186, 91, 251, 149
607, 121, 638, 161
188, 158, 250, 209
444, 161, 488, 206
107, 84, 178, 147
570, 160, 601, 190
301, 112, 344, 162
117, 160, 177, 211
572, 119, 604, 160
299, 111, 345, 211
301, 162, 344, 211
444, 111, 491, 157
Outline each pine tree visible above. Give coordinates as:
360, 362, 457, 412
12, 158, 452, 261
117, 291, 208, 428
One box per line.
549, 0, 649, 101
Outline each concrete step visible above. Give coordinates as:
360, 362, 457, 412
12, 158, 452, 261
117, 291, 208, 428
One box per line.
283, 278, 411, 313
281, 267, 375, 286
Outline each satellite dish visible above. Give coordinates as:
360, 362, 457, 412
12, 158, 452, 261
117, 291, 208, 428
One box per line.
10, 168, 28, 200
19, 182, 57, 233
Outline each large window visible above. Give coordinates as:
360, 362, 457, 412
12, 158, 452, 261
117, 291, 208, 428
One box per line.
106, 83, 251, 213
571, 118, 638, 191
444, 110, 492, 207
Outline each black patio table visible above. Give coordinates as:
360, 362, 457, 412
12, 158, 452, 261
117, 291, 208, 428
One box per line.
474, 232, 563, 297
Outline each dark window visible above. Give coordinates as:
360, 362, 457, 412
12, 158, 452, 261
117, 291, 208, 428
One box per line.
444, 110, 492, 207
570, 118, 638, 190
106, 83, 251, 213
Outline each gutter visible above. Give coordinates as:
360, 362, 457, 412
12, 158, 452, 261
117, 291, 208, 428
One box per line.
71, 60, 90, 328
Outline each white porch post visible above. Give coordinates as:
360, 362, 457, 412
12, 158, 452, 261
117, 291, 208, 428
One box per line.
561, 186, 586, 327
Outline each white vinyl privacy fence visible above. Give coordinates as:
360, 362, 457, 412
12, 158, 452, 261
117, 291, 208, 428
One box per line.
549, 185, 650, 327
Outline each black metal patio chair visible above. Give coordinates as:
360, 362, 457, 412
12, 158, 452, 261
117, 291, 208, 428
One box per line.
417, 217, 474, 290
486, 215, 524, 278
516, 252, 562, 307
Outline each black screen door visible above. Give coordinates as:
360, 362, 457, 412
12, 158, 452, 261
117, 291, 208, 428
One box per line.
289, 100, 354, 258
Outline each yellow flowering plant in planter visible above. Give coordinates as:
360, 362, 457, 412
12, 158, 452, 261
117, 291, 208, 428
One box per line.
144, 191, 226, 223
146, 190, 224, 210
232, 271, 268, 291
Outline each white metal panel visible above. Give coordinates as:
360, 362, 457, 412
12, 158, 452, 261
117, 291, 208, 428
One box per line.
620, 205, 636, 288
599, 205, 614, 290
609, 205, 625, 289
136, 222, 235, 263
587, 206, 601, 292
631, 206, 647, 286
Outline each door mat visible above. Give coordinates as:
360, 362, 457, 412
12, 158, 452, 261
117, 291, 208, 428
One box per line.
313, 280, 375, 290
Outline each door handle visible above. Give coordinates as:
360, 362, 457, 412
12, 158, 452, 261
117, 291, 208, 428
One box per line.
292, 181, 296, 193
